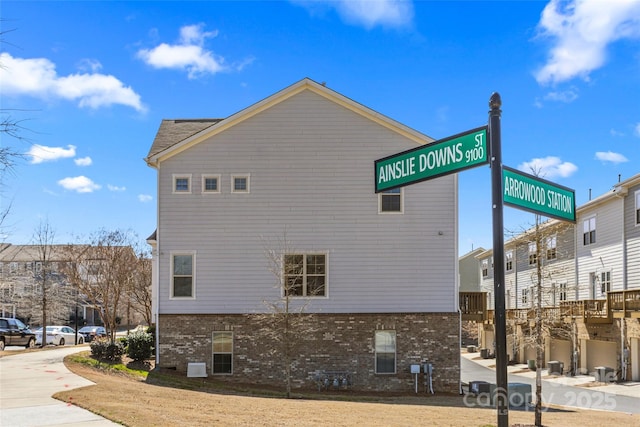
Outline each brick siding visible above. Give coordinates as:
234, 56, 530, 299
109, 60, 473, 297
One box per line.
158, 312, 461, 394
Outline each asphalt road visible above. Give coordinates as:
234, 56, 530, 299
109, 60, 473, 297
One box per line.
0, 345, 120, 427
461, 355, 640, 414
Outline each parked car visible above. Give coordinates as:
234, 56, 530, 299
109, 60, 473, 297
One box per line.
0, 317, 36, 351
35, 325, 84, 346
78, 325, 107, 342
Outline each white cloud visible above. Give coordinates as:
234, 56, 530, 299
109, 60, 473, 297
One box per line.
0, 53, 146, 112
293, 0, 414, 29
595, 151, 628, 164
518, 156, 578, 179
609, 128, 625, 137
74, 156, 92, 166
635, 123, 640, 137
107, 184, 126, 192
543, 88, 579, 103
138, 194, 153, 202
57, 176, 101, 193
535, 0, 640, 85
137, 24, 228, 79
27, 144, 76, 164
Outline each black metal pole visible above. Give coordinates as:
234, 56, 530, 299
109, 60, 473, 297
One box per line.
489, 92, 508, 427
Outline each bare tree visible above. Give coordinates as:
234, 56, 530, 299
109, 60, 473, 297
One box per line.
31, 220, 56, 346
62, 229, 138, 342
257, 230, 319, 398
127, 249, 152, 327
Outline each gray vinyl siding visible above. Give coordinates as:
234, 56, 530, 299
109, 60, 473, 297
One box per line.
156, 91, 456, 314
625, 184, 640, 289
576, 199, 625, 300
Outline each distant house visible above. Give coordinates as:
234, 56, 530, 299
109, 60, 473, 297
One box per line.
145, 78, 461, 393
473, 172, 640, 380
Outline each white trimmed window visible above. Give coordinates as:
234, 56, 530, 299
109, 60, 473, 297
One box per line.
583, 216, 596, 245
202, 175, 221, 193
546, 235, 557, 260
559, 282, 567, 302
173, 174, 192, 194
212, 331, 233, 374
379, 188, 403, 213
528, 242, 537, 265
635, 190, 640, 225
171, 252, 195, 298
505, 250, 513, 272
600, 271, 611, 294
283, 253, 326, 297
521, 288, 528, 305
231, 175, 250, 193
375, 330, 396, 374
481, 259, 489, 277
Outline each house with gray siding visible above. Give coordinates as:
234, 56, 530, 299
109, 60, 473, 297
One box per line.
145, 78, 461, 393
472, 172, 640, 381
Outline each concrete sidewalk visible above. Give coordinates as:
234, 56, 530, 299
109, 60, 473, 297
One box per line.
461, 350, 640, 399
0, 346, 121, 426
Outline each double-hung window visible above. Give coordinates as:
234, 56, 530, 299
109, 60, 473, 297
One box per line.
528, 242, 537, 265
481, 259, 489, 277
171, 252, 195, 298
521, 288, 528, 305
559, 283, 567, 302
283, 254, 326, 297
505, 251, 513, 272
375, 330, 396, 374
379, 188, 402, 213
583, 216, 596, 245
600, 271, 611, 294
212, 331, 233, 374
546, 235, 557, 260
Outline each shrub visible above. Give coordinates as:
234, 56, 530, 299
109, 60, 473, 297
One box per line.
90, 338, 125, 362
126, 330, 154, 361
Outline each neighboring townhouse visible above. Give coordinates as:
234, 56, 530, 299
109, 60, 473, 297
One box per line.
466, 172, 640, 381
145, 78, 461, 393
0, 244, 100, 325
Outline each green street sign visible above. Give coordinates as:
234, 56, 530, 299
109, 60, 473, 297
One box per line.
502, 166, 576, 222
375, 126, 488, 192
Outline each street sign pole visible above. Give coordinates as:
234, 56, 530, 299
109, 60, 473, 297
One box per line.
489, 92, 509, 427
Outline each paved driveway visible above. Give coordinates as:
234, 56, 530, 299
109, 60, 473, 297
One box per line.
0, 346, 120, 426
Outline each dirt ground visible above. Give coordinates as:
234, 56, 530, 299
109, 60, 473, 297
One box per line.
53, 358, 640, 427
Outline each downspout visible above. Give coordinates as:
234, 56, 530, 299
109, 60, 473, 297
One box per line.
454, 173, 462, 395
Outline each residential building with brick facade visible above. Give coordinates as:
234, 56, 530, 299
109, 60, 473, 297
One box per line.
145, 78, 461, 393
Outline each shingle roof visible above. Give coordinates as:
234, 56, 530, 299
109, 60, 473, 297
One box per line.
146, 119, 223, 160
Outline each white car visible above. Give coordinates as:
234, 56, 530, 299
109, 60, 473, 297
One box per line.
35, 326, 84, 346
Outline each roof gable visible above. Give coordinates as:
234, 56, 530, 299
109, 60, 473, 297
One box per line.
145, 78, 433, 167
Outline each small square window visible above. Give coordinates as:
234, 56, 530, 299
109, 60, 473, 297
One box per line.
379, 188, 402, 213
232, 175, 250, 193
173, 174, 192, 194
202, 175, 220, 193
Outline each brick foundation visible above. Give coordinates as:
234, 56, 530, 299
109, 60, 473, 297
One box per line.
158, 312, 461, 394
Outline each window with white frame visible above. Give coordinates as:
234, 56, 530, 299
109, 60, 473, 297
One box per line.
600, 271, 611, 294
546, 235, 557, 260
212, 331, 233, 374
283, 254, 326, 297
481, 259, 489, 277
528, 242, 537, 265
521, 288, 528, 305
583, 216, 596, 245
171, 252, 195, 298
559, 282, 567, 302
231, 175, 250, 193
375, 330, 396, 374
505, 250, 513, 271
635, 190, 640, 225
173, 174, 192, 193
202, 175, 221, 193
379, 188, 402, 213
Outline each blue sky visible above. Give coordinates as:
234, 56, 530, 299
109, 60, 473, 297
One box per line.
1, 0, 639, 255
